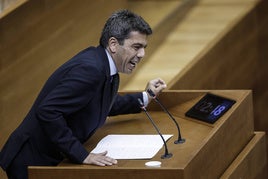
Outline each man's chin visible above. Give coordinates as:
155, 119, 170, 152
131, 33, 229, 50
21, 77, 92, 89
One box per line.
124, 68, 135, 74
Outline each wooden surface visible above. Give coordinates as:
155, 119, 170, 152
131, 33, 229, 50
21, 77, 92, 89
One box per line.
28, 90, 257, 179
120, 0, 258, 90
120, 0, 198, 87
0, 0, 28, 19
168, 0, 259, 89
0, 0, 128, 147
121, 0, 268, 173
0, 0, 190, 149
220, 132, 267, 179
167, 0, 268, 171
1, 0, 268, 178
0, 0, 127, 178
0, 1, 191, 178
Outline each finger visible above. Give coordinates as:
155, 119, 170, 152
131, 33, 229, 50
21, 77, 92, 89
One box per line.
156, 79, 166, 87
145, 78, 166, 98
93, 160, 106, 166
94, 156, 117, 166
152, 78, 166, 88
106, 157, 118, 164
95, 152, 117, 163
101, 157, 118, 166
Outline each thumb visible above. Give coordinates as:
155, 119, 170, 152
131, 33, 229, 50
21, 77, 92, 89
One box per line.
98, 151, 108, 156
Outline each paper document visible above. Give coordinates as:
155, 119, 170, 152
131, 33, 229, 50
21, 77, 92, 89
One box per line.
90, 134, 173, 159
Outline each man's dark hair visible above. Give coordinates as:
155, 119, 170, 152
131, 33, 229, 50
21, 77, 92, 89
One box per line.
99, 9, 152, 47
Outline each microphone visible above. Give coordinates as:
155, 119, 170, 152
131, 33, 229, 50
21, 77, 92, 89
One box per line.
138, 98, 172, 159
147, 89, 185, 144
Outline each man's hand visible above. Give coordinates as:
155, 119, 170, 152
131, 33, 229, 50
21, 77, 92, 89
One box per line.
83, 151, 117, 166
145, 78, 167, 102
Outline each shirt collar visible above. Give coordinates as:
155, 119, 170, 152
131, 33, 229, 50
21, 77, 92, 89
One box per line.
105, 49, 117, 76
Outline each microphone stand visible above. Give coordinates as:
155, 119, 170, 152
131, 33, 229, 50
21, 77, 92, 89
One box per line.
138, 98, 172, 159
147, 89, 186, 144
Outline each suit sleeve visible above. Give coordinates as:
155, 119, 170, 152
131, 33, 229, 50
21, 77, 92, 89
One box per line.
36, 64, 102, 163
109, 93, 143, 116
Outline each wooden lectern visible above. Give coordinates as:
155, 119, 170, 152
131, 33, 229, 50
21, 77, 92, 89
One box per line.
28, 90, 267, 179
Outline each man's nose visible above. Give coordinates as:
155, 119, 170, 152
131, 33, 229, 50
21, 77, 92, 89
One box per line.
137, 48, 145, 58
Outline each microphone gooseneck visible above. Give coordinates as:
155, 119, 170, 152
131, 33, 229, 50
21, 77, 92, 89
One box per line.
147, 89, 185, 144
138, 98, 172, 159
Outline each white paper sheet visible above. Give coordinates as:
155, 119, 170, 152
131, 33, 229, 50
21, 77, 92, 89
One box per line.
90, 134, 173, 159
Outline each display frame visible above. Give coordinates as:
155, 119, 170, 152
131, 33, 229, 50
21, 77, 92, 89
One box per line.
185, 93, 236, 124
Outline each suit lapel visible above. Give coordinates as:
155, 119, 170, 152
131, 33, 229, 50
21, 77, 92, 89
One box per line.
96, 46, 113, 127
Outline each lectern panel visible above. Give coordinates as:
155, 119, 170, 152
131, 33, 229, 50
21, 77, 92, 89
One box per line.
28, 90, 257, 179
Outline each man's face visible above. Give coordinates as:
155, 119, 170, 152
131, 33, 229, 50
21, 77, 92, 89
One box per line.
110, 31, 148, 74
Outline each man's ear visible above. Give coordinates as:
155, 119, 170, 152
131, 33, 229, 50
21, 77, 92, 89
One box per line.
108, 37, 118, 53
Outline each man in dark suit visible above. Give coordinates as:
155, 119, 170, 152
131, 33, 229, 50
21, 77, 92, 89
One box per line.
0, 9, 167, 179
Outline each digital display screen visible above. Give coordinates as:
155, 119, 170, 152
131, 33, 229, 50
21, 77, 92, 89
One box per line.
185, 93, 236, 124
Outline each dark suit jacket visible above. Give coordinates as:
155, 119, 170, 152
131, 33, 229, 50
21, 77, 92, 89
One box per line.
0, 45, 142, 170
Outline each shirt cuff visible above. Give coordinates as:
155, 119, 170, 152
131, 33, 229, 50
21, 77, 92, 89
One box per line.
142, 91, 149, 107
